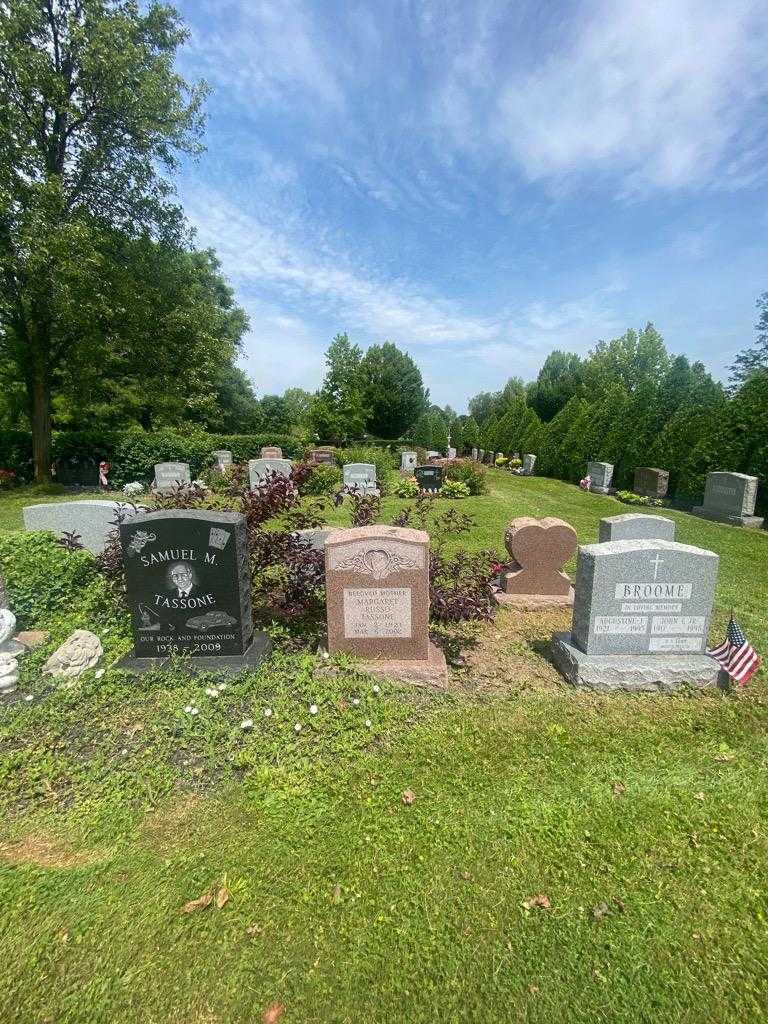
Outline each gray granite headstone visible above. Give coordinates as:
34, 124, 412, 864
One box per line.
154, 462, 191, 494
212, 450, 233, 468
599, 513, 676, 543
478, 450, 485, 462
23, 500, 147, 555
293, 528, 334, 551
401, 451, 418, 472
343, 463, 378, 494
471, 448, 478, 461
588, 461, 614, 494
447, 447, 457, 460
117, 510, 270, 674
634, 467, 669, 498
692, 472, 763, 529
552, 538, 722, 691
523, 454, 536, 476
248, 458, 293, 487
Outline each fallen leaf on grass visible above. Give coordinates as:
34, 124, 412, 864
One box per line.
262, 1002, 285, 1024
182, 890, 213, 914
612, 781, 626, 798
331, 883, 343, 904
591, 902, 611, 921
401, 788, 416, 805
216, 886, 230, 910
528, 985, 540, 995
246, 923, 263, 936
714, 752, 735, 763
522, 894, 551, 911
694, 791, 706, 801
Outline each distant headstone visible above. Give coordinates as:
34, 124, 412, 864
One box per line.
154, 462, 191, 494
497, 517, 576, 608
427, 451, 440, 460
54, 455, 99, 487
552, 538, 722, 691
447, 447, 457, 460
478, 449, 485, 462
471, 448, 478, 461
587, 461, 613, 494
248, 458, 293, 486
118, 510, 270, 674
325, 525, 447, 684
212, 450, 233, 469
293, 528, 334, 551
343, 463, 378, 494
634, 466, 669, 499
309, 449, 336, 465
260, 446, 283, 459
523, 454, 536, 476
23, 500, 146, 555
599, 513, 675, 543
414, 465, 443, 492
692, 472, 764, 529
401, 451, 418, 472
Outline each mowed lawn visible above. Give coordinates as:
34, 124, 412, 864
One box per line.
1, 473, 767, 1024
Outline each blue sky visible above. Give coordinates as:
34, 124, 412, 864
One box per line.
173, 0, 768, 411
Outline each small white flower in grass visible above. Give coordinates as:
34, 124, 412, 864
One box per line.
372, 684, 380, 695
322, 651, 329, 660
94, 668, 105, 679
352, 698, 360, 706
205, 687, 218, 698
184, 705, 194, 714
190, 707, 199, 716
263, 708, 273, 718
365, 719, 372, 728
24, 694, 33, 702
294, 723, 302, 733
309, 704, 318, 715
121, 748, 128, 755
218, 683, 228, 691
241, 718, 254, 730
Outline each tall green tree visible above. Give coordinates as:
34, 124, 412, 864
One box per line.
527, 351, 584, 421
461, 416, 479, 451
0, 0, 207, 479
309, 333, 365, 443
729, 293, 768, 391
359, 342, 428, 437
430, 411, 449, 454
412, 412, 433, 449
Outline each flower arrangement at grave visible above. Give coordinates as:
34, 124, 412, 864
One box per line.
0, 469, 17, 489
615, 490, 665, 508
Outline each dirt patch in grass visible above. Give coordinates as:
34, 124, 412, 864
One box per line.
142, 792, 205, 851
0, 834, 105, 869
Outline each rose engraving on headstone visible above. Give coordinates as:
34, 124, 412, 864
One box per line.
118, 510, 270, 674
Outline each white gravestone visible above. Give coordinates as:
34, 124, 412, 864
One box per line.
154, 462, 191, 494
248, 458, 293, 487
401, 451, 418, 472
343, 463, 378, 495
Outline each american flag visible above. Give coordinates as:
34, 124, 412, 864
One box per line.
707, 617, 760, 685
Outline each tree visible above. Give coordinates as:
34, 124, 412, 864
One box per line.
527, 351, 584, 421
729, 293, 768, 390
309, 333, 365, 443
359, 342, 428, 437
0, 0, 207, 479
259, 395, 291, 433
412, 412, 433, 449
430, 412, 449, 454
282, 388, 313, 431
582, 324, 670, 394
461, 416, 479, 451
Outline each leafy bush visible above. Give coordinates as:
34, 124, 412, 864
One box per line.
443, 458, 487, 495
615, 490, 665, 508
0, 430, 34, 482
439, 479, 471, 499
495, 455, 508, 467
335, 446, 394, 492
508, 458, 522, 469
0, 531, 111, 628
299, 462, 342, 495
393, 476, 420, 498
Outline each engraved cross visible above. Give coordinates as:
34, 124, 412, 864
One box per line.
650, 554, 664, 581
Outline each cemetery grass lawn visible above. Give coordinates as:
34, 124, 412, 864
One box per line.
1, 472, 768, 1022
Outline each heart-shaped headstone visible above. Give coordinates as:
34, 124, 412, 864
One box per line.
503, 517, 577, 597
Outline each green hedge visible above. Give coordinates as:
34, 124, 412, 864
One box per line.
0, 429, 303, 486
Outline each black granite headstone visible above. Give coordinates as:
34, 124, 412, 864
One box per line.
117, 510, 270, 674
414, 465, 443, 492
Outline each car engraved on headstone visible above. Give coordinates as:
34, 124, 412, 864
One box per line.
248, 458, 293, 487
633, 467, 669, 498
587, 462, 613, 494
692, 472, 764, 529
343, 463, 378, 494
23, 500, 147, 555
414, 465, 443, 492
154, 462, 191, 494
598, 513, 676, 543
325, 525, 447, 683
551, 538, 722, 692
118, 510, 270, 674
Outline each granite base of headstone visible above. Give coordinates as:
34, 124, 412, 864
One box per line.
599, 513, 675, 543
587, 461, 614, 494
633, 467, 669, 499
692, 472, 764, 529
23, 500, 147, 555
551, 538, 724, 692
154, 462, 192, 494
325, 525, 447, 686
116, 510, 270, 676
496, 517, 576, 608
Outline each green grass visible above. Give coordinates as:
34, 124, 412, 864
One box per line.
1, 472, 767, 1023
0, 485, 125, 533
